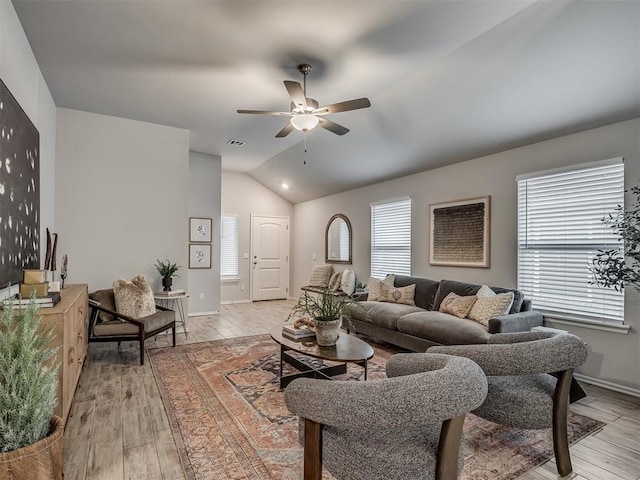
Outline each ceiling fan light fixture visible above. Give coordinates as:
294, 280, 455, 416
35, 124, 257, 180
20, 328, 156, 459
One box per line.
290, 113, 319, 132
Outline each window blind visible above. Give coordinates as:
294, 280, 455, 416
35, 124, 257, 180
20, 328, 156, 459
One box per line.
517, 161, 624, 323
371, 198, 411, 279
220, 214, 239, 278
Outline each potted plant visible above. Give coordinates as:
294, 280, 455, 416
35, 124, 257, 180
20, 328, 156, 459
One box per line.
154, 259, 181, 291
0, 296, 63, 479
288, 290, 365, 346
591, 183, 640, 291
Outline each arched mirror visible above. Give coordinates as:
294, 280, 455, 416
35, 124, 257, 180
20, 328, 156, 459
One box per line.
325, 214, 352, 264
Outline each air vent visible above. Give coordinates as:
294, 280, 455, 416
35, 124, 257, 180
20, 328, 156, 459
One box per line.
227, 139, 246, 147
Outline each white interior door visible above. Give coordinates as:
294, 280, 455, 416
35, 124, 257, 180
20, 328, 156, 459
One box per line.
251, 215, 290, 301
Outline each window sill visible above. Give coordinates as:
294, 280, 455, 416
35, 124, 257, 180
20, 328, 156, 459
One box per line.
542, 313, 630, 335
220, 277, 240, 284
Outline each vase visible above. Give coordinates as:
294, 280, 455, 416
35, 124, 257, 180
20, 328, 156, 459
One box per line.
0, 416, 64, 480
162, 277, 173, 291
314, 317, 341, 346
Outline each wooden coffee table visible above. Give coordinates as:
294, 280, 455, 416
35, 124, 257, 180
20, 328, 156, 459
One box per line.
270, 325, 375, 389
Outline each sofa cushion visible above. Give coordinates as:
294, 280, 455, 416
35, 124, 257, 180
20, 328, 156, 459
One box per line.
379, 284, 416, 306
468, 288, 515, 326
351, 301, 424, 330
93, 310, 174, 336
394, 275, 440, 310
367, 275, 395, 301
397, 311, 492, 345
439, 292, 477, 318
433, 279, 524, 314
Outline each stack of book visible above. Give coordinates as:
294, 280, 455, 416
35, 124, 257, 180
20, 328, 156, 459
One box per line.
155, 289, 185, 297
282, 323, 315, 340
9, 292, 61, 309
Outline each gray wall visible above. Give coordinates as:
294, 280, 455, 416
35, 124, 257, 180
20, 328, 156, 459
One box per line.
293, 118, 640, 392
188, 151, 221, 314
221, 171, 293, 303
55, 108, 189, 292
0, 2, 56, 297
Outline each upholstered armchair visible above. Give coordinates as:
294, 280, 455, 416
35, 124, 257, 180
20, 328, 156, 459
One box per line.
88, 288, 176, 365
429, 331, 588, 476
284, 353, 488, 480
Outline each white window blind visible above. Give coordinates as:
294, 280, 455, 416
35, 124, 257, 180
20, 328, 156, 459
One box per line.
220, 214, 239, 278
517, 160, 624, 323
371, 198, 411, 279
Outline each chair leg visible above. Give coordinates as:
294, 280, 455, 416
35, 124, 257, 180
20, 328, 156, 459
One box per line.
117, 341, 121, 351
553, 369, 574, 476
172, 325, 176, 347
140, 337, 145, 366
304, 418, 322, 480
436, 414, 466, 480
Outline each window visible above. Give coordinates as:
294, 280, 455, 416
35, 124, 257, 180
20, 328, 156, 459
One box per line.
371, 198, 411, 279
220, 214, 239, 279
517, 159, 624, 323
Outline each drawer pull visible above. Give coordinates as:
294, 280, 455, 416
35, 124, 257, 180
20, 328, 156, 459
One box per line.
68, 347, 74, 365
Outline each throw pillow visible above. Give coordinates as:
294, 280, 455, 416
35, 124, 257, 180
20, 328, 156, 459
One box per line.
468, 286, 515, 326
340, 269, 356, 295
439, 292, 477, 318
378, 284, 416, 306
367, 274, 396, 301
113, 274, 156, 319
308, 265, 333, 287
328, 271, 342, 292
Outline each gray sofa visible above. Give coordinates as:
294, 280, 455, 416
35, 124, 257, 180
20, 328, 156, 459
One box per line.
344, 275, 542, 351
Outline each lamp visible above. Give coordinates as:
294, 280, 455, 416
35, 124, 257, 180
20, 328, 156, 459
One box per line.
290, 113, 319, 132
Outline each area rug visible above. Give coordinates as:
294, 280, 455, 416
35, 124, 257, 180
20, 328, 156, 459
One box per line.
149, 335, 604, 480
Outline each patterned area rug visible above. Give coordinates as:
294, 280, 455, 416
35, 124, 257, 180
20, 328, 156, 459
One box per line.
149, 335, 604, 480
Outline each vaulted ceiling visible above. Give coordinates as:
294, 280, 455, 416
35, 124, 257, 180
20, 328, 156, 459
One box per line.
13, 0, 640, 203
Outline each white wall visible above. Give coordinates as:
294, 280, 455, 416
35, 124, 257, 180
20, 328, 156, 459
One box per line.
293, 118, 640, 392
221, 171, 293, 303
55, 108, 189, 293
0, 1, 56, 296
188, 151, 221, 314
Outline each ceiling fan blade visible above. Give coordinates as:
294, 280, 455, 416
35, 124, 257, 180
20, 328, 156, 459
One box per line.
315, 97, 371, 115
237, 109, 291, 116
284, 81, 307, 110
275, 122, 295, 138
319, 118, 349, 136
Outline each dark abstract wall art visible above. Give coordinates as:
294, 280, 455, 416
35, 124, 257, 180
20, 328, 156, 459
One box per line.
429, 196, 490, 268
0, 78, 40, 288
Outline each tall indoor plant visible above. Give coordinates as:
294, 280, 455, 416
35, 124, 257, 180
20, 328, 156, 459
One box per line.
0, 296, 63, 479
288, 290, 364, 346
154, 259, 181, 291
591, 184, 640, 291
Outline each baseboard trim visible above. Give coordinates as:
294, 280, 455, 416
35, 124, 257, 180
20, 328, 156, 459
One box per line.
220, 300, 252, 305
188, 311, 220, 316
574, 373, 640, 398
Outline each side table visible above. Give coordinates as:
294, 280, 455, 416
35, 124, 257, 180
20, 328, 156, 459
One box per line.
154, 292, 189, 338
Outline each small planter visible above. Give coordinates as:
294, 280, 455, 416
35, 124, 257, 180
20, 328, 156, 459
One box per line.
162, 277, 173, 291
314, 317, 341, 346
0, 416, 64, 480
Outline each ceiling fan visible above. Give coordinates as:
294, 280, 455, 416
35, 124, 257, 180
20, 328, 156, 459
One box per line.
237, 64, 371, 138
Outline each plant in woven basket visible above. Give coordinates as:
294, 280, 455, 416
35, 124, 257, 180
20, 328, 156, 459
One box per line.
0, 297, 58, 452
591, 184, 640, 292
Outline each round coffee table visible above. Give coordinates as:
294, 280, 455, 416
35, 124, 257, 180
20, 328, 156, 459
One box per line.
270, 325, 375, 389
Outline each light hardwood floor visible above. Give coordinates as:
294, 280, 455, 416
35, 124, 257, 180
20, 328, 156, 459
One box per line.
64, 300, 640, 480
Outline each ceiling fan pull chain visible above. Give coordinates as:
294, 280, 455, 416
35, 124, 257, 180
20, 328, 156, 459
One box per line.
304, 131, 308, 156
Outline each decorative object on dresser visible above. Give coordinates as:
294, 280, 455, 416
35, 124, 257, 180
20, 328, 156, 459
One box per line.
429, 196, 490, 267
60, 254, 68, 289
154, 259, 181, 291
0, 295, 64, 480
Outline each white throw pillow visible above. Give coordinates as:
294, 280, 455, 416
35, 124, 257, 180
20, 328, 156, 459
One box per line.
340, 269, 356, 296
468, 285, 515, 326
308, 265, 333, 287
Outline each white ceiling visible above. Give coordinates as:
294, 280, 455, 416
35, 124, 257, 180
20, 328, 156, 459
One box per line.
12, 0, 640, 203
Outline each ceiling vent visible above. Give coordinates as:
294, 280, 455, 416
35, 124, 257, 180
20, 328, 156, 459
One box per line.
227, 139, 246, 147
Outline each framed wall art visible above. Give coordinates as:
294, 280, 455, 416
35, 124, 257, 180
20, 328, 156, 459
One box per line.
429, 196, 490, 268
189, 244, 211, 269
189, 217, 212, 243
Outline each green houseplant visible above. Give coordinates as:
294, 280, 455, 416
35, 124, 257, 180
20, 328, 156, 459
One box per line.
591, 184, 640, 292
154, 259, 181, 291
288, 290, 365, 346
0, 296, 63, 479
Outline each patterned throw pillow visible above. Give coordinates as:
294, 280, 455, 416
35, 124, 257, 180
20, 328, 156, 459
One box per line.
328, 271, 343, 292
468, 285, 515, 326
340, 269, 356, 295
378, 283, 416, 306
308, 265, 333, 287
113, 274, 156, 319
439, 292, 477, 318
367, 274, 396, 301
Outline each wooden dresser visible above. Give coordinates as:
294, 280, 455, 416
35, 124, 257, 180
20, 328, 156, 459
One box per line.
38, 284, 88, 424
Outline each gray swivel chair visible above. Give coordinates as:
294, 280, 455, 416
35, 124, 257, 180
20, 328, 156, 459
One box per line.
284, 353, 488, 480
429, 331, 588, 476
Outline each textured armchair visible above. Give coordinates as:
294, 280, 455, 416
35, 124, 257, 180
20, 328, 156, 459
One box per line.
284, 353, 488, 480
88, 289, 176, 365
429, 331, 588, 476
